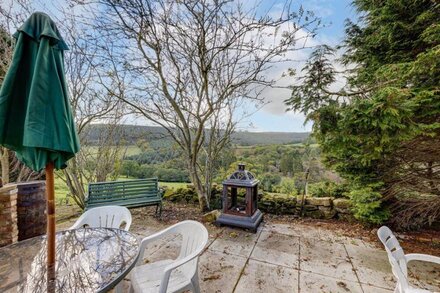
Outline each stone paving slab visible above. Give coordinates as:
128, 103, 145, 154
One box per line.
262, 223, 301, 237
199, 249, 247, 293
250, 230, 300, 269
407, 260, 440, 291
344, 243, 396, 289
362, 284, 394, 293
300, 237, 358, 282
300, 271, 363, 293
235, 259, 298, 292
209, 227, 260, 257
112, 220, 439, 293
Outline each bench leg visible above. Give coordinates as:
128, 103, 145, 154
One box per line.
155, 202, 163, 218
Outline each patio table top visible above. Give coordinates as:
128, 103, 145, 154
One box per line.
0, 228, 139, 293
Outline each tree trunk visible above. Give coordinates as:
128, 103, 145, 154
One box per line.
188, 161, 209, 211
299, 168, 310, 217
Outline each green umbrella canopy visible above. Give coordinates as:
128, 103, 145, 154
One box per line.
0, 12, 80, 172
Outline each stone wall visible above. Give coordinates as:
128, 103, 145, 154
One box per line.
0, 181, 46, 247
259, 193, 353, 220
163, 185, 354, 221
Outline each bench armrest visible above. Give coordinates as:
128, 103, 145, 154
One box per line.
158, 187, 165, 199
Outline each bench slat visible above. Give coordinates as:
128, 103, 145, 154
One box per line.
89, 180, 158, 187
91, 178, 158, 185
88, 191, 160, 200
89, 189, 158, 195
89, 183, 158, 191
88, 196, 161, 205
89, 190, 159, 197
87, 199, 160, 209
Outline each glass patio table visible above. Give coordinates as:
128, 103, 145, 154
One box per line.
0, 228, 140, 293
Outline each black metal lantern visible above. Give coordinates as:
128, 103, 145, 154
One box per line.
216, 163, 263, 232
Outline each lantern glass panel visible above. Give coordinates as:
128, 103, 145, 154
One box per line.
224, 186, 247, 215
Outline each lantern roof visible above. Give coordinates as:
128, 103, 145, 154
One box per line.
223, 163, 259, 187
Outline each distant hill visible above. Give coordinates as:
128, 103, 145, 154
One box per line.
85, 124, 310, 146
230, 131, 309, 145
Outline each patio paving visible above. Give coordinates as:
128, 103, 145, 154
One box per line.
115, 220, 440, 293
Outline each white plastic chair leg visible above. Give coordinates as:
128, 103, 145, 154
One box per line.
115, 283, 122, 293
191, 273, 201, 293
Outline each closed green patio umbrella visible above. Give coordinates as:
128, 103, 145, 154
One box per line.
0, 12, 80, 282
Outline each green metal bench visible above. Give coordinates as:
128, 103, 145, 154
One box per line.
86, 178, 163, 216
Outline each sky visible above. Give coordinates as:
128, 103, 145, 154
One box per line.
2, 0, 357, 133
244, 0, 357, 133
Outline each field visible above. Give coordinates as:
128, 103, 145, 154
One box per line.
159, 182, 189, 189
84, 145, 142, 157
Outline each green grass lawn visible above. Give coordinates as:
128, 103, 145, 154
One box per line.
54, 175, 70, 202
159, 181, 190, 189
124, 145, 142, 156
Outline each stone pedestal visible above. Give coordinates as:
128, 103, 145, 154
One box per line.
16, 181, 46, 241
0, 185, 18, 247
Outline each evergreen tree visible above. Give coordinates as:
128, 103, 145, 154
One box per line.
286, 0, 440, 227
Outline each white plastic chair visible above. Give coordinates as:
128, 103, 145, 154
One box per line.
130, 220, 209, 293
70, 206, 132, 231
377, 226, 440, 293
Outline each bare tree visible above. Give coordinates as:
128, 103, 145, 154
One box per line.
50, 9, 128, 209
0, 1, 127, 203
74, 0, 320, 210
0, 0, 43, 184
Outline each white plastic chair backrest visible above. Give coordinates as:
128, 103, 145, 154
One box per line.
70, 206, 132, 231
167, 220, 209, 278
377, 226, 408, 291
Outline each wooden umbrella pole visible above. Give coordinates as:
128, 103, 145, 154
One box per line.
45, 162, 56, 287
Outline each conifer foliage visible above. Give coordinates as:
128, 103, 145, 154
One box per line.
286, 0, 440, 228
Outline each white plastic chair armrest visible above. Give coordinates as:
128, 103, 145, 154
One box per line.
69, 213, 88, 230
405, 253, 440, 265
158, 252, 201, 293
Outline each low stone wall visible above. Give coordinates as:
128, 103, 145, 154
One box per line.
0, 181, 46, 247
163, 185, 354, 220
259, 193, 353, 220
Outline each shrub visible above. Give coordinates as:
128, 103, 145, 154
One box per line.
278, 178, 297, 196
308, 181, 349, 198
349, 185, 390, 225
163, 185, 222, 208
260, 173, 282, 192
138, 164, 156, 178
120, 160, 140, 177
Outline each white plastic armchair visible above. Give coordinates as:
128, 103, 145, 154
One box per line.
70, 206, 132, 231
130, 220, 209, 293
377, 226, 440, 293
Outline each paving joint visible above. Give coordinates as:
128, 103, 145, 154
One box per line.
232, 228, 263, 292
343, 243, 365, 293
